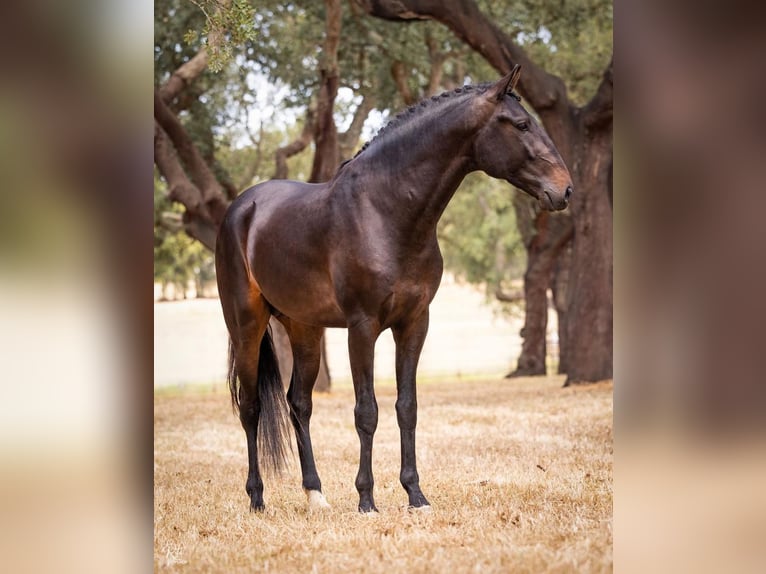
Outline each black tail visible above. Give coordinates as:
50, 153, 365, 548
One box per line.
227, 329, 293, 474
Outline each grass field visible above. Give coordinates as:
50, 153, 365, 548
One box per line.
154, 375, 612, 573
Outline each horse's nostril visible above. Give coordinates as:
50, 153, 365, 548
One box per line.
564, 185, 573, 201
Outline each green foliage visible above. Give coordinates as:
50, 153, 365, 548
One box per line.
438, 173, 526, 309
192, 0, 259, 72
478, 0, 612, 105
215, 120, 315, 188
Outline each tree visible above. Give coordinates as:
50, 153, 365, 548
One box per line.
507, 194, 573, 376
356, 0, 613, 384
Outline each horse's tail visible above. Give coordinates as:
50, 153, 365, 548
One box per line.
227, 330, 292, 475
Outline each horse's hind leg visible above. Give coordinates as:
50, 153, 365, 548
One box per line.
280, 318, 330, 509
217, 209, 291, 511
231, 307, 272, 511
225, 295, 271, 510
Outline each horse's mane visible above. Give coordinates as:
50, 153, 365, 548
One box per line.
334, 82, 522, 174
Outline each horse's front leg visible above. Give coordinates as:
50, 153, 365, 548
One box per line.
348, 319, 380, 513
392, 309, 431, 509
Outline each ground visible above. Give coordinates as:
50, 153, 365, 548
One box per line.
154, 376, 612, 572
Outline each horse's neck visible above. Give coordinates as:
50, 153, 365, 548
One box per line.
351, 109, 477, 236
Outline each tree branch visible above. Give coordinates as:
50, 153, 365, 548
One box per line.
494, 286, 524, 303
391, 60, 416, 105
159, 49, 209, 104
274, 107, 316, 179
158, 0, 231, 104
339, 93, 376, 158
182, 210, 218, 251
425, 30, 448, 96
356, 0, 569, 112
154, 122, 204, 211
154, 88, 228, 224
155, 122, 219, 250
582, 55, 613, 130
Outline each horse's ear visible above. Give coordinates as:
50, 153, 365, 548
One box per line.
486, 64, 522, 102
509, 64, 521, 92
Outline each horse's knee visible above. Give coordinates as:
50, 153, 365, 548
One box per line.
354, 400, 378, 436
395, 395, 417, 429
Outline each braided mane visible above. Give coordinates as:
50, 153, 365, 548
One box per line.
351, 83, 522, 160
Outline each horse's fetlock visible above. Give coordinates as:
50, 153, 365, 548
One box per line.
355, 475, 374, 493
245, 478, 263, 498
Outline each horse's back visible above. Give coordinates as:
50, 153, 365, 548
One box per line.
226, 179, 326, 222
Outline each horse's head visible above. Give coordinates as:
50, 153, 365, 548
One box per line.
473, 66, 573, 211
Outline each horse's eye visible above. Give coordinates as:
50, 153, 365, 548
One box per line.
517, 121, 529, 132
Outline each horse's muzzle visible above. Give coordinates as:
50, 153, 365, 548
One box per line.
542, 186, 572, 211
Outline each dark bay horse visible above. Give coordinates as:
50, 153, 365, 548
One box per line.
215, 66, 572, 513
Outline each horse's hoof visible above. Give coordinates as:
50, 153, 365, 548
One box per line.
358, 503, 379, 515
305, 489, 331, 510
408, 504, 432, 513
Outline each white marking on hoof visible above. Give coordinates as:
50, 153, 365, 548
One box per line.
408, 504, 432, 513
305, 489, 331, 509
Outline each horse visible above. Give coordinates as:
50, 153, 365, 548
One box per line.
215, 65, 573, 513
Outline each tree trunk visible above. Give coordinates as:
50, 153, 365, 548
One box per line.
506, 207, 572, 377
509, 246, 552, 376
563, 126, 613, 384
260, 0, 354, 394
551, 240, 572, 374
310, 0, 342, 183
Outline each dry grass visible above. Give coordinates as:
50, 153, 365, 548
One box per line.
154, 376, 612, 573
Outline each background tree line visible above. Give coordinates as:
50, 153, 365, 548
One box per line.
154, 0, 612, 388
